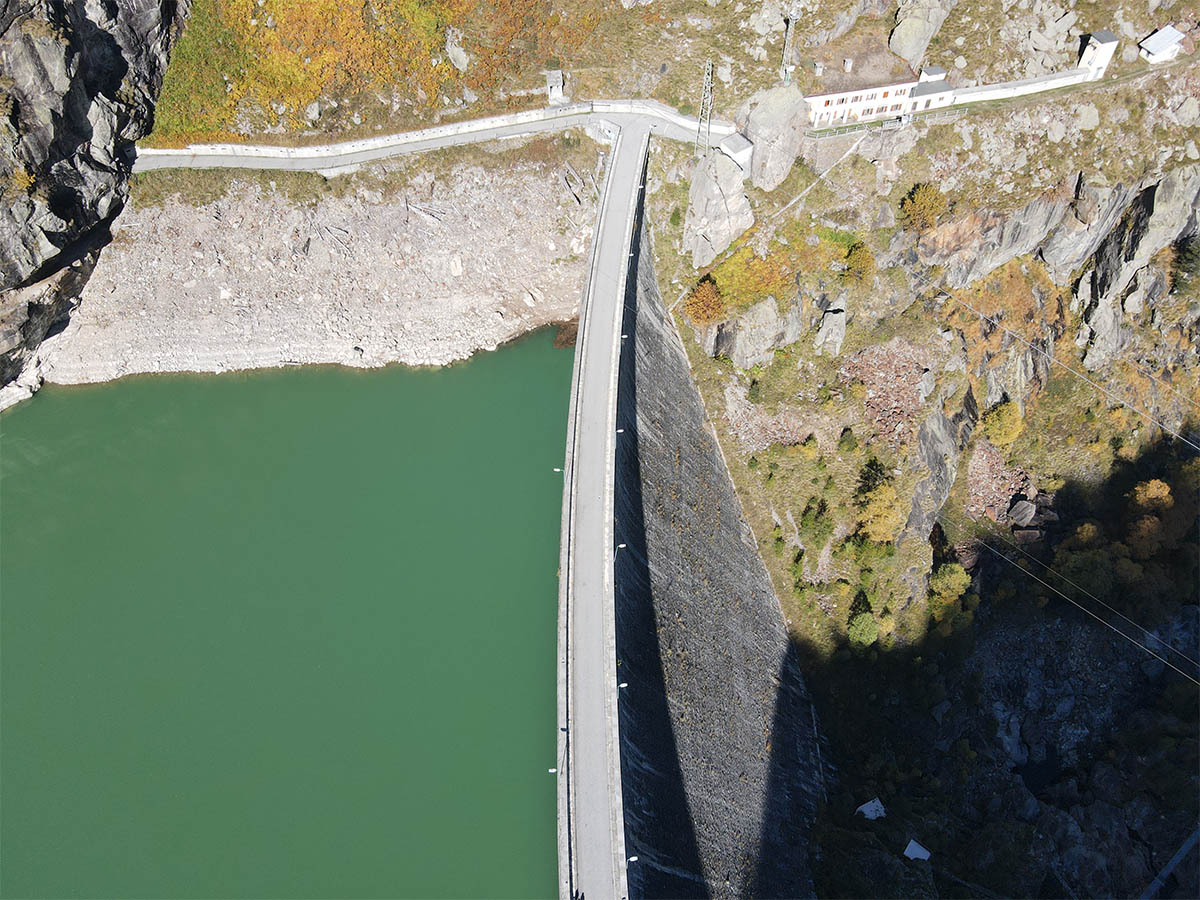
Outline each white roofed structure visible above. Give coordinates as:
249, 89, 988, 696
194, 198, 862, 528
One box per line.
1140, 26, 1185, 63
718, 132, 753, 172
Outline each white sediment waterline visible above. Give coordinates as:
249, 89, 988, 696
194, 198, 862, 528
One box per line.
22, 160, 597, 398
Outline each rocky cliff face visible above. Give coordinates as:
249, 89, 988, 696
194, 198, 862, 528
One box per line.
1075, 164, 1200, 369
902, 386, 977, 544
917, 187, 1072, 288
0, 0, 185, 387
915, 164, 1200, 379
682, 150, 754, 268
889, 0, 959, 68
616, 214, 823, 898
802, 0, 890, 49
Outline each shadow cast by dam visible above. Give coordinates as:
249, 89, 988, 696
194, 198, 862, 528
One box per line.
753, 640, 826, 898
761, 432, 1200, 899
612, 172, 709, 899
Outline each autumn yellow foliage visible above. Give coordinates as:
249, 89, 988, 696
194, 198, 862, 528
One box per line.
152, 0, 606, 144
684, 278, 725, 325
843, 241, 875, 283
899, 182, 947, 231
982, 401, 1024, 447
1130, 479, 1173, 512
9, 167, 35, 193
858, 483, 904, 543
710, 245, 794, 310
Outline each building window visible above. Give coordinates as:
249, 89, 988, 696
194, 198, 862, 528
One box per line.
824, 99, 831, 107
925, 99, 932, 109
891, 103, 900, 111
851, 94, 860, 102
837, 97, 846, 104
883, 90, 889, 98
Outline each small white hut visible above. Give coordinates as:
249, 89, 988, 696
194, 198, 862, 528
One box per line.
1140, 26, 1185, 64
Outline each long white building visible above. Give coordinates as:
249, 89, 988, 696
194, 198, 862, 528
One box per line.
806, 66, 954, 128
803, 31, 1120, 130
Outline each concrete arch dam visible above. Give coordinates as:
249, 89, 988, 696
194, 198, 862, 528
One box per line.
558, 121, 825, 900
129, 99, 826, 899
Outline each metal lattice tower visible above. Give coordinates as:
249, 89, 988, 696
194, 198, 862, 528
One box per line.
695, 59, 714, 157
781, 4, 800, 84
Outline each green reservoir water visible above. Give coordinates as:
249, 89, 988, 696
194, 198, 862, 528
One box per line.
0, 331, 571, 898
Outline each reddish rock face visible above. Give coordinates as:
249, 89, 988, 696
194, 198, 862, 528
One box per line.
915, 186, 1072, 287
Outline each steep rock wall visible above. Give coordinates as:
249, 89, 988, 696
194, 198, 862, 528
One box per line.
614, 211, 824, 898
0, 0, 185, 386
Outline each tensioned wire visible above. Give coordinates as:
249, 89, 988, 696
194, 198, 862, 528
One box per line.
937, 507, 1199, 670
935, 512, 1200, 687
940, 290, 1200, 454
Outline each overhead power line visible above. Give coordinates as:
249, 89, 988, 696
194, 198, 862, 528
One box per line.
940, 291, 1200, 455
936, 513, 1200, 686
1117, 354, 1200, 414
938, 508, 1199, 670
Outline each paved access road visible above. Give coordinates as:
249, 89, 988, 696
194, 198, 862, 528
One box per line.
133, 100, 732, 174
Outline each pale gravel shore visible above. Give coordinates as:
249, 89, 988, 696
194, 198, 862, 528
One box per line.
21, 158, 597, 397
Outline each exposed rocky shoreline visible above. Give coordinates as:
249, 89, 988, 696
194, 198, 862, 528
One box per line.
1, 158, 597, 409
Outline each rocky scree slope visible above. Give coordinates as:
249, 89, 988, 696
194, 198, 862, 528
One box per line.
0, 0, 185, 388
29, 160, 597, 388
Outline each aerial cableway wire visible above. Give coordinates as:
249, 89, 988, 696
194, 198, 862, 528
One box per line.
935, 513, 1200, 686
937, 508, 1200, 669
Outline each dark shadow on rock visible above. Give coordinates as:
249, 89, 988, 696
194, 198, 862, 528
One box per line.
780, 431, 1199, 899
613, 154, 709, 900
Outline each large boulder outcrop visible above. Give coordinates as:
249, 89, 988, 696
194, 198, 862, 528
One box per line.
889, 0, 959, 68
704, 295, 804, 369
813, 306, 847, 356
0, 0, 185, 386
683, 150, 754, 268
917, 189, 1070, 287
738, 84, 808, 192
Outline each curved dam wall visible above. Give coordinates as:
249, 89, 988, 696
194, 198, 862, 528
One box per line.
613, 208, 826, 898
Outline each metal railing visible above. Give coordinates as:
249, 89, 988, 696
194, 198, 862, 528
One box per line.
804, 106, 964, 139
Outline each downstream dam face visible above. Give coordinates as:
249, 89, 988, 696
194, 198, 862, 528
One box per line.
613, 210, 825, 898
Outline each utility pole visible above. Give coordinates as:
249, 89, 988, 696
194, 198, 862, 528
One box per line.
695, 58, 713, 157
781, 3, 799, 84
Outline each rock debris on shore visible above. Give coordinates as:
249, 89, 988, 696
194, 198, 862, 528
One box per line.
32, 162, 597, 389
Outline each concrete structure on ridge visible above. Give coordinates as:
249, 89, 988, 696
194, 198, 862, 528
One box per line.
718, 132, 754, 172
546, 69, 566, 105
1080, 30, 1120, 79
804, 31, 1122, 130
805, 67, 950, 128
1140, 25, 1186, 63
